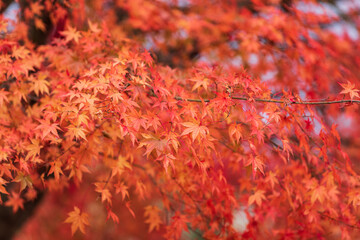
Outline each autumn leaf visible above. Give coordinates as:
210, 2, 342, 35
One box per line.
339, 81, 360, 100
229, 123, 242, 144
14, 173, 33, 192
65, 125, 87, 141
144, 205, 163, 232
29, 73, 50, 96
311, 186, 326, 204
0, 89, 9, 107
34, 17, 46, 31
48, 161, 63, 180
244, 155, 265, 178
166, 212, 188, 239
126, 201, 136, 218
12, 46, 30, 59
114, 181, 129, 200
191, 76, 210, 92
87, 20, 100, 33
111, 155, 132, 177
248, 190, 266, 206
64, 206, 90, 235
139, 134, 168, 157
181, 122, 209, 141
5, 192, 24, 213
106, 207, 119, 223
94, 182, 112, 205
61, 26, 82, 43
25, 139, 43, 161
35, 119, 61, 140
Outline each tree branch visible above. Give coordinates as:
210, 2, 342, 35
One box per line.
174, 96, 360, 105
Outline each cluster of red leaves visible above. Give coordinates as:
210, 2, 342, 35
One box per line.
1, 0, 360, 239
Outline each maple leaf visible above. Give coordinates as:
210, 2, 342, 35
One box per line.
114, 181, 129, 200
157, 153, 176, 173
191, 76, 210, 92
0, 89, 9, 107
167, 212, 188, 239
139, 134, 168, 157
48, 161, 64, 181
29, 73, 50, 96
34, 17, 46, 32
106, 207, 119, 223
311, 186, 326, 204
229, 123, 242, 144
347, 191, 360, 208
14, 173, 33, 192
64, 206, 90, 235
30, 1, 44, 15
248, 190, 266, 206
244, 155, 265, 178
61, 26, 82, 43
68, 164, 91, 181
111, 155, 132, 177
181, 122, 209, 142
0, 177, 9, 195
126, 201, 136, 218
87, 20, 100, 33
12, 46, 30, 59
35, 120, 61, 140
94, 183, 112, 205
5, 192, 24, 213
144, 205, 163, 232
339, 81, 360, 100
282, 139, 293, 161
65, 125, 87, 141
25, 139, 43, 161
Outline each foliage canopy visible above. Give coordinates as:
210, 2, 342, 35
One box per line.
1, 0, 360, 239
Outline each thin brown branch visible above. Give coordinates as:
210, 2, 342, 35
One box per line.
318, 211, 360, 230
174, 96, 360, 105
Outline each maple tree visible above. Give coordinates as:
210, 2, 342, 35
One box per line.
0, 0, 360, 239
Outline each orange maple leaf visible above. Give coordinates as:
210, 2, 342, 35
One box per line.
94, 182, 112, 205
244, 155, 265, 178
229, 123, 242, 144
311, 186, 327, 204
339, 81, 360, 100
34, 18, 46, 31
111, 155, 132, 177
5, 191, 24, 212
48, 161, 63, 181
139, 134, 168, 157
248, 190, 266, 206
35, 119, 61, 140
25, 139, 42, 161
106, 207, 119, 223
29, 73, 50, 96
0, 89, 9, 107
64, 206, 90, 235
181, 122, 209, 141
61, 26, 82, 43
65, 125, 87, 141
144, 205, 163, 232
